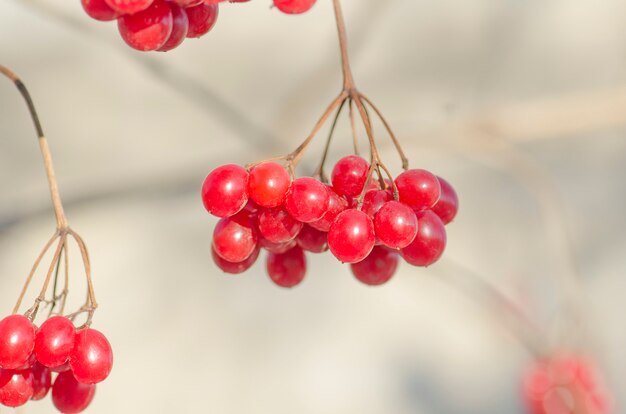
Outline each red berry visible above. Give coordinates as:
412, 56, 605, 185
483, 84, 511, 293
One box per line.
52, 371, 96, 414
258, 207, 302, 244
81, 0, 119, 21
104, 0, 153, 14
284, 177, 329, 223
395, 169, 441, 211
34, 316, 75, 368
212, 212, 258, 263
0, 369, 33, 407
431, 176, 458, 225
69, 329, 113, 384
212, 245, 259, 274
296, 224, 328, 253
266, 247, 306, 288
361, 189, 392, 218
201, 164, 249, 217
351, 246, 398, 286
185, 3, 218, 38
0, 315, 36, 369
248, 162, 291, 208
157, 2, 189, 52
259, 237, 296, 254
400, 210, 446, 266
331, 155, 370, 198
309, 187, 347, 232
374, 201, 418, 249
328, 209, 375, 263
30, 362, 51, 401
273, 0, 316, 14
117, 0, 173, 51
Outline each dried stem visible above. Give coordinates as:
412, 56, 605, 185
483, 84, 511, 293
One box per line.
348, 99, 359, 155
314, 98, 348, 182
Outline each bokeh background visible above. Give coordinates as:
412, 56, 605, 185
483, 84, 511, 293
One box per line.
0, 0, 625, 412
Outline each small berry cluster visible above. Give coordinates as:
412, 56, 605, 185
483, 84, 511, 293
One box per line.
523, 355, 610, 414
0, 314, 113, 413
202, 155, 458, 287
80, 0, 317, 52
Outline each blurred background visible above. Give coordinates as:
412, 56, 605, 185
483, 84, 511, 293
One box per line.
0, 0, 625, 412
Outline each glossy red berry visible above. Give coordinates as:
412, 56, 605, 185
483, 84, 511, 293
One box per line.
284, 177, 329, 223
258, 207, 302, 244
30, 362, 51, 401
309, 187, 347, 232
157, 2, 189, 52
212, 212, 258, 263
69, 329, 113, 384
248, 162, 291, 208
105, 0, 153, 14
296, 224, 328, 253
361, 189, 392, 218
328, 209, 375, 263
201, 164, 249, 217
212, 245, 259, 274
81, 0, 119, 21
259, 238, 296, 254
331, 155, 370, 198
0, 315, 36, 370
34, 316, 75, 368
0, 369, 33, 407
374, 201, 418, 249
273, 0, 316, 14
117, 0, 173, 51
431, 176, 458, 225
185, 3, 218, 38
267, 247, 306, 288
351, 246, 399, 286
395, 169, 441, 211
52, 371, 96, 414
400, 210, 446, 266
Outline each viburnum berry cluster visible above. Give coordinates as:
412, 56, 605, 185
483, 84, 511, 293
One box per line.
523, 355, 610, 414
0, 66, 112, 413
80, 0, 317, 52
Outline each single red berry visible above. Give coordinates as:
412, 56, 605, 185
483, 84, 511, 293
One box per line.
173, 0, 204, 6
34, 316, 75, 368
351, 246, 399, 286
248, 162, 291, 208
284, 177, 329, 223
374, 201, 418, 249
258, 207, 302, 244
52, 371, 96, 414
212, 212, 258, 263
273, 0, 316, 14
296, 224, 328, 253
30, 362, 51, 401
328, 209, 375, 263
0, 369, 33, 407
259, 237, 296, 254
157, 2, 189, 52
267, 247, 306, 288
0, 315, 36, 370
104, 0, 153, 14
69, 329, 113, 384
395, 169, 441, 211
212, 245, 259, 274
400, 210, 446, 266
309, 187, 347, 232
361, 189, 392, 218
431, 176, 458, 225
331, 155, 370, 198
117, 0, 173, 51
201, 164, 249, 218
185, 3, 218, 38
81, 0, 119, 21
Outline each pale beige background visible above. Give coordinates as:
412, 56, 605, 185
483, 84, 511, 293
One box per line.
0, 0, 625, 413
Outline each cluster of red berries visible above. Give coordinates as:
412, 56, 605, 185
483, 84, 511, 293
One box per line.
202, 155, 458, 287
523, 355, 610, 414
80, 0, 317, 52
0, 314, 113, 413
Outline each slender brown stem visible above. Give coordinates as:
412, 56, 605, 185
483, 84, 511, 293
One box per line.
332, 0, 355, 90
348, 99, 359, 155
69, 230, 98, 311
314, 98, 348, 182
